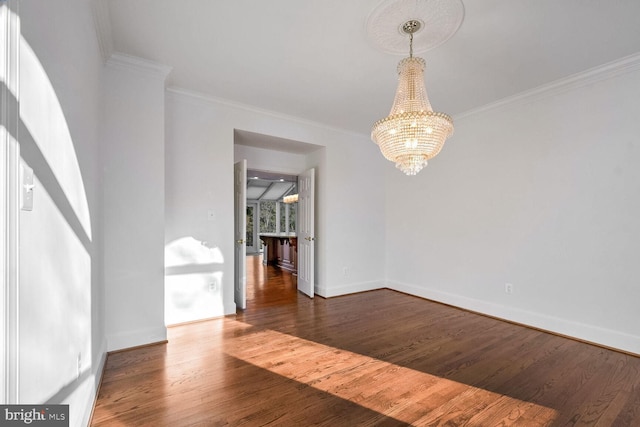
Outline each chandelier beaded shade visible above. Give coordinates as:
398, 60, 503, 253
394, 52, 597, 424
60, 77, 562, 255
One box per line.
371, 20, 454, 175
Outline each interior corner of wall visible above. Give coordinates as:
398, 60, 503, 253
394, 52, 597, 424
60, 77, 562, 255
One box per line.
225, 302, 237, 316
106, 326, 167, 352
314, 284, 327, 298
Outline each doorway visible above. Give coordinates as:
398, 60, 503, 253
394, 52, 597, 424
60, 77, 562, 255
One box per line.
245, 169, 298, 303
233, 130, 323, 310
233, 166, 316, 309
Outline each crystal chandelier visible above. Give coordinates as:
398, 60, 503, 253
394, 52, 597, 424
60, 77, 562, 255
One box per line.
283, 194, 298, 204
371, 20, 454, 176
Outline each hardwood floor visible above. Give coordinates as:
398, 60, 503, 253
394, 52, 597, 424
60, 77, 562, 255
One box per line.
244, 254, 298, 308
92, 258, 640, 426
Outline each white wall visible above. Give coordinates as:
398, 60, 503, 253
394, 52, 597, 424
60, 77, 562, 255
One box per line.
18, 0, 105, 425
102, 55, 170, 350
319, 135, 386, 296
12, 5, 639, 427
386, 62, 640, 354
164, 91, 234, 322
165, 89, 386, 313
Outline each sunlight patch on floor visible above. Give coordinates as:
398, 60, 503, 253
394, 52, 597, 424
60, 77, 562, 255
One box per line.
224, 321, 558, 425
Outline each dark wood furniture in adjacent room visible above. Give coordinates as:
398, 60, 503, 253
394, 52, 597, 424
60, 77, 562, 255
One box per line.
260, 233, 297, 274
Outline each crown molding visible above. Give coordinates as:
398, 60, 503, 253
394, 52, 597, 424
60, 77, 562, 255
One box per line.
455, 52, 640, 121
166, 87, 367, 140
91, 0, 172, 81
167, 52, 640, 136
106, 52, 173, 81
91, 0, 114, 63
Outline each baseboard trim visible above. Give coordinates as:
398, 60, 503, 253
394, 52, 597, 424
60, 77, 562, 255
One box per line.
85, 343, 108, 427
107, 340, 168, 355
167, 314, 234, 328
387, 280, 640, 357
106, 326, 167, 352
316, 280, 384, 298
225, 302, 237, 316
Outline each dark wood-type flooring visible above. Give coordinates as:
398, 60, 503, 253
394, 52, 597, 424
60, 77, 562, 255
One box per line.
91, 255, 640, 426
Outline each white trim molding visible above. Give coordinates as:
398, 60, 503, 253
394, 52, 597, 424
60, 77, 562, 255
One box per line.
167, 86, 367, 140
0, 0, 20, 404
106, 52, 173, 81
91, 0, 114, 63
80, 340, 108, 427
387, 280, 640, 357
455, 52, 640, 121
106, 326, 168, 352
316, 280, 384, 299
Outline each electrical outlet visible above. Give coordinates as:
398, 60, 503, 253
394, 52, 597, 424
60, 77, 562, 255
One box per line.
505, 283, 514, 294
21, 163, 34, 211
342, 267, 349, 277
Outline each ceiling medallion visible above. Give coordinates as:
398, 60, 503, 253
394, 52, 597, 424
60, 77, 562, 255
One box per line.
366, 0, 465, 55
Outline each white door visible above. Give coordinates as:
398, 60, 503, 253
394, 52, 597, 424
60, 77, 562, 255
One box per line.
234, 160, 247, 310
297, 168, 315, 298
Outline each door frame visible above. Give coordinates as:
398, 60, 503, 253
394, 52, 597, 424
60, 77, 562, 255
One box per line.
1, 0, 21, 404
233, 164, 318, 305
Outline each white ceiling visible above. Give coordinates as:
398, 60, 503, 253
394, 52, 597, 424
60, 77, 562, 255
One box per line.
246, 169, 297, 202
101, 0, 640, 138
246, 179, 297, 201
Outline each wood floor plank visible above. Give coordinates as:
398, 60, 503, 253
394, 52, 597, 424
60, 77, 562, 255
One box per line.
91, 256, 640, 426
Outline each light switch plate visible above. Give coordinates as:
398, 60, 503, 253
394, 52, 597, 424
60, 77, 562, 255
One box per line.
21, 163, 34, 211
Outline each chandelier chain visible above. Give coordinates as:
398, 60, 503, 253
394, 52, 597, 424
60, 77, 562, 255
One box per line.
402, 20, 420, 58
409, 31, 413, 58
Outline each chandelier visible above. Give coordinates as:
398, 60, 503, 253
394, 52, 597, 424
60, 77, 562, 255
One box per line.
283, 194, 298, 204
371, 20, 454, 176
